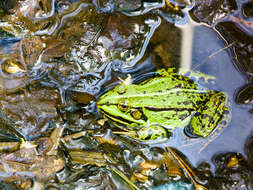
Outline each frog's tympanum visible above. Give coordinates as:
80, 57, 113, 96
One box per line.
97, 68, 231, 142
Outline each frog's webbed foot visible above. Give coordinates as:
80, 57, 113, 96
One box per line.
178, 69, 216, 86
157, 67, 216, 88
181, 133, 219, 153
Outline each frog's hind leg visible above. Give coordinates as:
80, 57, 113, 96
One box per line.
198, 105, 231, 152
187, 92, 230, 137
184, 92, 231, 151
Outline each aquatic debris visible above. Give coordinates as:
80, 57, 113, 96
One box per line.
0, 126, 65, 189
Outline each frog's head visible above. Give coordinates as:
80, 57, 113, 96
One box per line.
97, 85, 147, 130
97, 84, 170, 141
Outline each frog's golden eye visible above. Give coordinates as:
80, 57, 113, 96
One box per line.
118, 100, 129, 112
131, 110, 142, 120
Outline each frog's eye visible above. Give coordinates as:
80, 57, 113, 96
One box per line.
131, 110, 142, 120
118, 100, 129, 112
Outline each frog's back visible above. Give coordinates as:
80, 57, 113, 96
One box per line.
120, 74, 211, 110
138, 73, 198, 92
98, 72, 211, 110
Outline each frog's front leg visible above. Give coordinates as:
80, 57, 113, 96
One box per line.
128, 124, 170, 142
186, 91, 230, 138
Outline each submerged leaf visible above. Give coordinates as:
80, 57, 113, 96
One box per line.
190, 0, 237, 25
69, 150, 107, 167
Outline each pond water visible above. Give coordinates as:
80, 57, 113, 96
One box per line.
176, 22, 247, 166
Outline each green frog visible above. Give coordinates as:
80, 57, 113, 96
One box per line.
97, 68, 231, 142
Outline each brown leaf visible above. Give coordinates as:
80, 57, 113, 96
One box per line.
43, 39, 70, 59
190, 0, 237, 25
21, 35, 43, 66
0, 88, 60, 137
69, 150, 107, 167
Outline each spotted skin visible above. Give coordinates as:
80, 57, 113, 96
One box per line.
97, 68, 231, 141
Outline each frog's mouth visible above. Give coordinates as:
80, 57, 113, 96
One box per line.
98, 105, 146, 130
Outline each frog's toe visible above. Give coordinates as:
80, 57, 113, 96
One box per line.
184, 125, 201, 138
